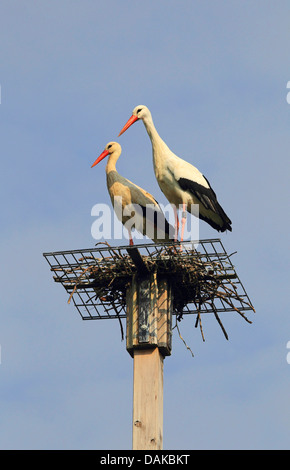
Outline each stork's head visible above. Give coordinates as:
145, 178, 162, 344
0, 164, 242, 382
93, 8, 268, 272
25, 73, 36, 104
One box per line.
118, 105, 151, 136
91, 141, 121, 168
132, 105, 151, 120
104, 141, 121, 155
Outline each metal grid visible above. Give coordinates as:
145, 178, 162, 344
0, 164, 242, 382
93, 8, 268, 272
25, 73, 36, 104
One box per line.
43, 239, 255, 326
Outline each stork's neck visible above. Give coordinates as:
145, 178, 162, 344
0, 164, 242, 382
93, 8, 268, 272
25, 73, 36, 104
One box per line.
142, 115, 171, 176
106, 151, 120, 174
143, 115, 170, 153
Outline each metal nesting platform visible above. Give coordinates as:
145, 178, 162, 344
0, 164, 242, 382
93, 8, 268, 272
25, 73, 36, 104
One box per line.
43, 239, 255, 330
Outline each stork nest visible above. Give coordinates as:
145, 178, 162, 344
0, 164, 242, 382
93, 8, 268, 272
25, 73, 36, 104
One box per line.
48, 241, 255, 344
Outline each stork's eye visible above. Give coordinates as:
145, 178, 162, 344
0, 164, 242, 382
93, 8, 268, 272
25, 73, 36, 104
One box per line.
108, 144, 112, 149
137, 108, 142, 114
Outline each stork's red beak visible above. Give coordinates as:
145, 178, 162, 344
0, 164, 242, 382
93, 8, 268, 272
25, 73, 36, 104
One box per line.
118, 114, 139, 137
91, 149, 109, 168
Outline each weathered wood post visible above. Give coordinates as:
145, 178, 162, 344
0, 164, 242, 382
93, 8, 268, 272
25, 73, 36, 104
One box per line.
126, 268, 172, 450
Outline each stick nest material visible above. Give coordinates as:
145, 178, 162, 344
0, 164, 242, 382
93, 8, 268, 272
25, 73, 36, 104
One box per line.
49, 241, 255, 343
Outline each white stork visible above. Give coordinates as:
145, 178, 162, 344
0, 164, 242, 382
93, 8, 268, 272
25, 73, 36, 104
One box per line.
91, 142, 175, 245
118, 105, 232, 241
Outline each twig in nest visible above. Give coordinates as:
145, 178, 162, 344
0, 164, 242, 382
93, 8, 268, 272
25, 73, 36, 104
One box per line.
68, 265, 92, 304
108, 273, 117, 288
115, 307, 124, 341
94, 241, 123, 259
173, 317, 194, 357
220, 283, 256, 313
210, 302, 229, 340
194, 305, 205, 342
215, 291, 253, 323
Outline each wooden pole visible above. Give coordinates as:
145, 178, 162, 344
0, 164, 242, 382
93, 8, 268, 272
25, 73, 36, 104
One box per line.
126, 262, 172, 451
132, 347, 164, 450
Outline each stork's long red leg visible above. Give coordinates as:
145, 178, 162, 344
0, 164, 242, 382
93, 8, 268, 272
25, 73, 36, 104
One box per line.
173, 205, 179, 242
180, 203, 187, 242
128, 229, 134, 246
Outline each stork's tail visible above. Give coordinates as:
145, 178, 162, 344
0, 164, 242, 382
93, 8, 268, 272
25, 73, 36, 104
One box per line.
134, 204, 175, 243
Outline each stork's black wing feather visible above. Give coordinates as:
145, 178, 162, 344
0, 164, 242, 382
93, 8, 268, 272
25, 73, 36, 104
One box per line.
178, 176, 232, 232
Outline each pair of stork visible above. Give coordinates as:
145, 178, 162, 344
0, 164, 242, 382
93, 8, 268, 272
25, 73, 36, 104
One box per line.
91, 105, 232, 245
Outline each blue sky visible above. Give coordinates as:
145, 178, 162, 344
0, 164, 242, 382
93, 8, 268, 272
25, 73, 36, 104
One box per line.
0, 1, 289, 449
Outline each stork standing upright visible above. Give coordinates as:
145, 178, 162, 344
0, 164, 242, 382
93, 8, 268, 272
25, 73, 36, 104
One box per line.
118, 106, 232, 241
91, 142, 175, 245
